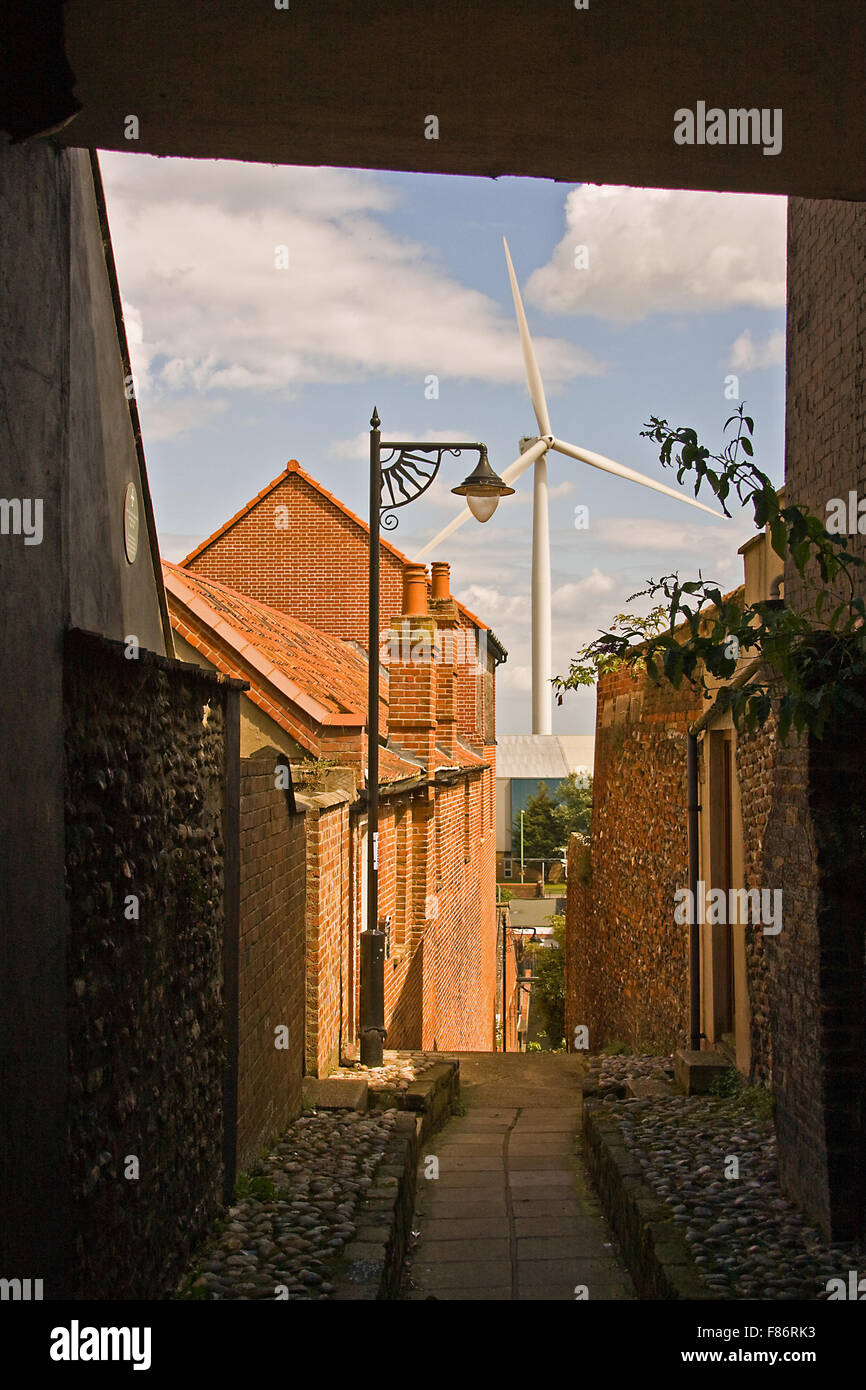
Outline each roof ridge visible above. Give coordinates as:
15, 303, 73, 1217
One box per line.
176, 457, 498, 638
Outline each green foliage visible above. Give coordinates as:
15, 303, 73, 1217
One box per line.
709, 1067, 742, 1097
234, 1173, 277, 1202
556, 607, 669, 688
528, 915, 565, 1046
709, 1068, 774, 1122
513, 775, 594, 859
555, 770, 593, 838
553, 406, 866, 742
513, 781, 560, 859
526, 1040, 542, 1052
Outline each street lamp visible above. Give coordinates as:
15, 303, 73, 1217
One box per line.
361, 408, 513, 1066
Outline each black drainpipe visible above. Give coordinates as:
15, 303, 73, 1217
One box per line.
687, 732, 701, 1052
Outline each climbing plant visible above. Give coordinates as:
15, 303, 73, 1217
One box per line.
553, 405, 866, 742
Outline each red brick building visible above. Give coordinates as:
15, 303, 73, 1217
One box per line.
164, 467, 504, 1069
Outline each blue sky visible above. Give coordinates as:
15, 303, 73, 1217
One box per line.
99, 154, 787, 735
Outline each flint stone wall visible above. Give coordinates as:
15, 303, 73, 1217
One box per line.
64, 630, 233, 1298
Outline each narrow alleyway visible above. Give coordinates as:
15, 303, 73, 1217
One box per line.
402, 1053, 634, 1300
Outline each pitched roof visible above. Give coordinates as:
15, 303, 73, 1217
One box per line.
164, 560, 389, 736
179, 458, 506, 659
165, 562, 486, 781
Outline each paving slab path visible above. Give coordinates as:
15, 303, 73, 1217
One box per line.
402, 1052, 634, 1301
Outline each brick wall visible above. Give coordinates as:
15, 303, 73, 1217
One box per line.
771, 197, 866, 1239
237, 758, 306, 1172
299, 788, 351, 1077
734, 698, 777, 1085
566, 665, 703, 1052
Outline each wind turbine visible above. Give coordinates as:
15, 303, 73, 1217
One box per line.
415, 237, 724, 735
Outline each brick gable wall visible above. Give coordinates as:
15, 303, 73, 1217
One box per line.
184, 467, 491, 747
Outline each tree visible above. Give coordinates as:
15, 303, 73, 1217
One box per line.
529, 915, 565, 1048
553, 770, 593, 841
553, 405, 866, 743
513, 781, 560, 859
513, 774, 594, 861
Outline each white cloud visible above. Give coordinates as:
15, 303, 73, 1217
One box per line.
329, 429, 478, 463
497, 663, 533, 693
590, 515, 735, 555
728, 328, 786, 370
99, 152, 601, 441
141, 394, 230, 443
548, 480, 576, 501
526, 185, 787, 323
552, 568, 616, 612
456, 584, 528, 623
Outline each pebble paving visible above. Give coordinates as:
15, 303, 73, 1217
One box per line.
598, 1053, 865, 1300
176, 1108, 398, 1300
175, 1049, 438, 1300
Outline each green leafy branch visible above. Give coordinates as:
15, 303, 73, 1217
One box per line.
553, 406, 866, 742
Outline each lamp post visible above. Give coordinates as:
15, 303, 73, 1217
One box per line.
520, 809, 525, 882
361, 408, 513, 1066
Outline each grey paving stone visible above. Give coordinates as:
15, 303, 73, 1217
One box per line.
512, 1113, 578, 1132
517, 1235, 610, 1261
417, 1286, 513, 1300
518, 1257, 625, 1287
508, 1136, 574, 1154
513, 1216, 610, 1240
508, 1170, 576, 1189
517, 1283, 632, 1301
414, 1237, 509, 1262
433, 1170, 507, 1188
416, 1218, 510, 1241
508, 1154, 574, 1171
421, 1196, 508, 1217
411, 1260, 512, 1289
437, 1155, 504, 1172
434, 1138, 505, 1154
511, 1198, 585, 1219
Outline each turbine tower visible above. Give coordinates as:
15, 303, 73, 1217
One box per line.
415, 238, 723, 735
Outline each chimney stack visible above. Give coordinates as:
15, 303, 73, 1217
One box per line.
429, 563, 459, 763
387, 564, 438, 768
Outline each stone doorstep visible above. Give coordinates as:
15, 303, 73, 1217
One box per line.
301, 1077, 369, 1112
673, 1049, 731, 1095
582, 1102, 720, 1301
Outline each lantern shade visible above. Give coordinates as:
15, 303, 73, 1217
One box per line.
467, 493, 500, 522
451, 447, 515, 523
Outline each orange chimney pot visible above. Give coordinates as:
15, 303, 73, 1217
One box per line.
431, 561, 450, 602
403, 563, 428, 616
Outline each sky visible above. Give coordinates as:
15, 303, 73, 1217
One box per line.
99, 153, 788, 736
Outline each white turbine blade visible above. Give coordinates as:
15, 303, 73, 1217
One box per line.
504, 237, 551, 439
413, 439, 548, 560
550, 437, 726, 518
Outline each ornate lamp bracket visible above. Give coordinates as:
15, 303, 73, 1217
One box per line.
378, 442, 484, 531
